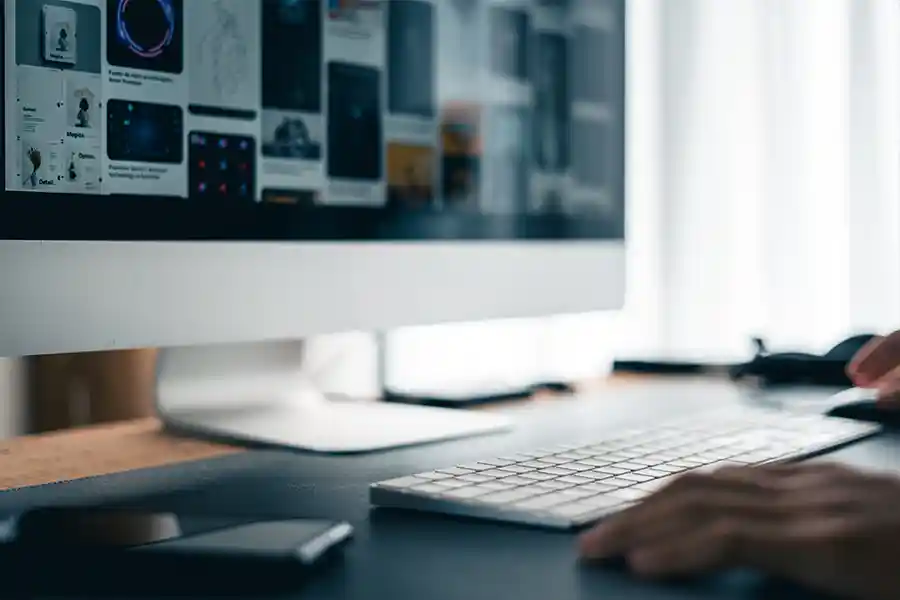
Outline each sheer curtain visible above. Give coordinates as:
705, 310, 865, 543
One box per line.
309, 0, 900, 396
661, 0, 900, 358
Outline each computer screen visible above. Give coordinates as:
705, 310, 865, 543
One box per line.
0, 0, 625, 241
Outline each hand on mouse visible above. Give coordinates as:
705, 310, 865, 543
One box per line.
579, 463, 900, 600
848, 331, 900, 404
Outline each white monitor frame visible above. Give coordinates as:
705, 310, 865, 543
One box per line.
0, 240, 624, 358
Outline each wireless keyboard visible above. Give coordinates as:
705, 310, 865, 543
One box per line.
370, 406, 881, 529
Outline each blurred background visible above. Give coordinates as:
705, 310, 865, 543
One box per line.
3, 0, 900, 438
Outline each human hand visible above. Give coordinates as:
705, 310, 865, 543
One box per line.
578, 463, 900, 600
847, 332, 900, 404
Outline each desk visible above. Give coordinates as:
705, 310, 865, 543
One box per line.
2, 379, 899, 599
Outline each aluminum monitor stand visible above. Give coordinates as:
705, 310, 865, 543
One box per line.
154, 341, 512, 454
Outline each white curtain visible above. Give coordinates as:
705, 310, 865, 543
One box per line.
310, 0, 900, 396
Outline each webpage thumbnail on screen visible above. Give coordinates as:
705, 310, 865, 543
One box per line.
4, 0, 624, 220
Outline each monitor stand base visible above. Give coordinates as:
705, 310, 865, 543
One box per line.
155, 341, 512, 454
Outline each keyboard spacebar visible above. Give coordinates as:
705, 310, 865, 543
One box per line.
525, 494, 633, 525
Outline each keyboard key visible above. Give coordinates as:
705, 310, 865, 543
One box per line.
657, 463, 689, 473
537, 457, 570, 465
458, 474, 493, 484
678, 457, 711, 467
440, 486, 491, 499
653, 453, 682, 462
458, 463, 496, 471
499, 465, 533, 474
579, 494, 625, 510
612, 462, 647, 471
521, 461, 552, 469
503, 455, 538, 463
635, 468, 670, 479
633, 477, 676, 493
593, 466, 628, 476
415, 472, 453, 481
474, 481, 516, 492
482, 469, 514, 479
555, 453, 587, 461
438, 467, 474, 477
578, 471, 612, 481
666, 460, 701, 469
577, 482, 618, 494
558, 487, 596, 500
603, 453, 634, 462
579, 458, 614, 467
618, 473, 653, 483
502, 476, 535, 486
539, 467, 572, 477
479, 458, 515, 467
611, 450, 642, 459
534, 480, 573, 490
520, 472, 555, 482
608, 488, 650, 502
557, 475, 593, 485
603, 477, 639, 488
629, 457, 664, 467
478, 489, 542, 504
519, 484, 558, 496
694, 460, 746, 473
515, 450, 555, 459
411, 483, 448, 494
433, 479, 471, 489
514, 494, 572, 511
556, 463, 592, 473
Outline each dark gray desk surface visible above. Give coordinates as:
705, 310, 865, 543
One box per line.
2, 380, 898, 599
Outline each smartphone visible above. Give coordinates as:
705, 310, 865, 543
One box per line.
0, 507, 352, 595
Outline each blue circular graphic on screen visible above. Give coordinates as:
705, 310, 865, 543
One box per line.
117, 0, 175, 59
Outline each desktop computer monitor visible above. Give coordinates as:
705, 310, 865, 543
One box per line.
0, 0, 626, 452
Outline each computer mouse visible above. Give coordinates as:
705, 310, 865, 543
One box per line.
823, 334, 877, 361
827, 388, 900, 427
730, 334, 877, 387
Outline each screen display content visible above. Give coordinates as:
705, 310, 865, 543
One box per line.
2, 0, 626, 241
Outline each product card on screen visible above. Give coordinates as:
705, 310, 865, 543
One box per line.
259, 0, 325, 202
185, 0, 260, 119
384, 0, 436, 147
485, 0, 532, 107
325, 0, 386, 66
105, 0, 188, 103
531, 1, 571, 213
42, 5, 78, 65
323, 0, 387, 208
324, 60, 385, 206
15, 67, 65, 140
19, 140, 62, 190
104, 98, 186, 196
